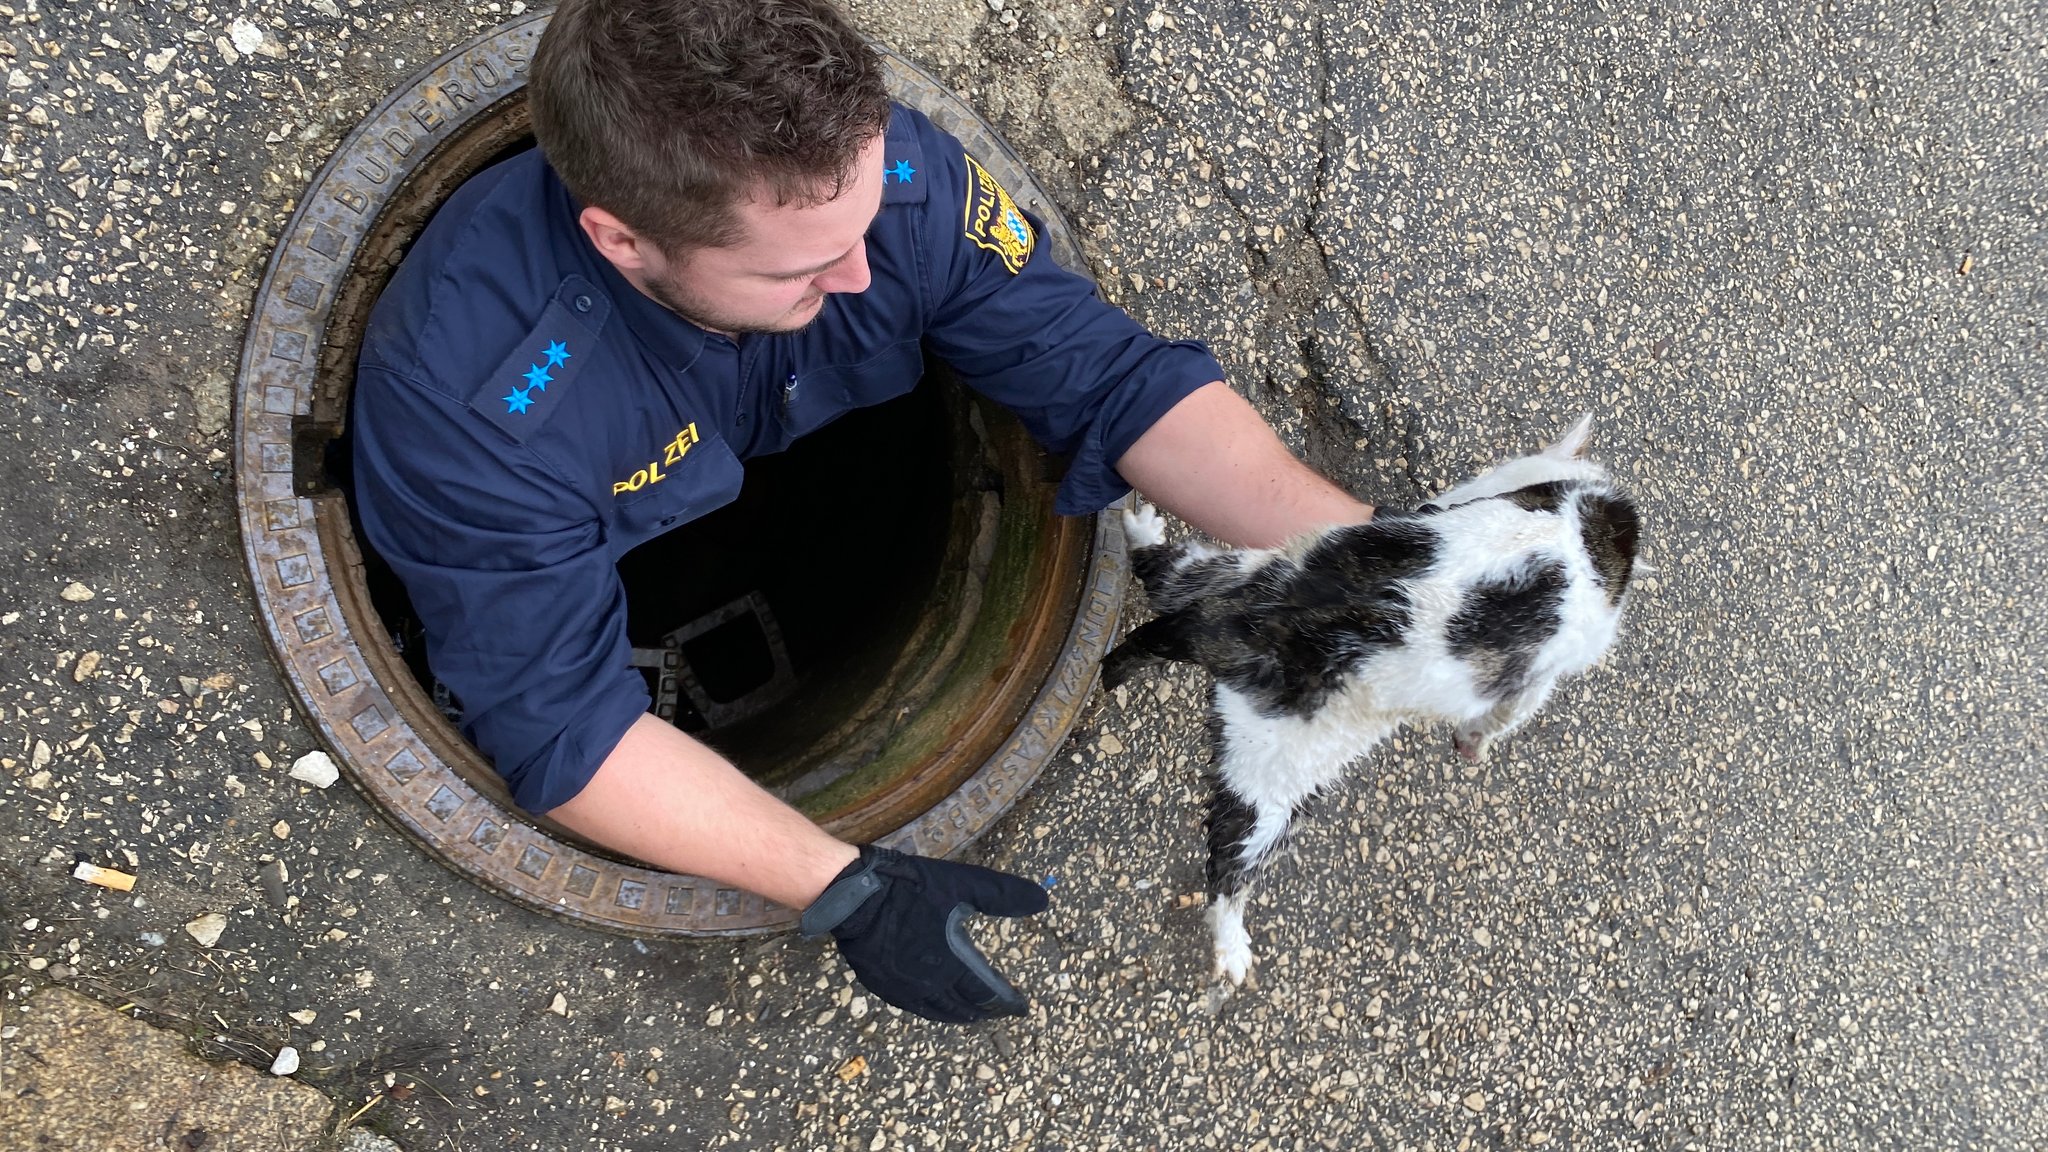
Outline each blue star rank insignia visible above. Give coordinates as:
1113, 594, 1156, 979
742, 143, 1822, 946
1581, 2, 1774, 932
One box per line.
881, 123, 927, 208
472, 276, 611, 442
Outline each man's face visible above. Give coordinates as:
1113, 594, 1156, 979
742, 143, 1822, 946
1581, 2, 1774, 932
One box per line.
636, 133, 888, 336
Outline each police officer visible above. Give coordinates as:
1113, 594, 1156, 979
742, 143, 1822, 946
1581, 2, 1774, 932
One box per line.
352, 0, 1372, 1024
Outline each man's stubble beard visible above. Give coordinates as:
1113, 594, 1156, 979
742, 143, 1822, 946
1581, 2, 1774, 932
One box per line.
642, 268, 824, 337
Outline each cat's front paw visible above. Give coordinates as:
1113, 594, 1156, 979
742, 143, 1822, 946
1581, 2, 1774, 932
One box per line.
1123, 502, 1167, 549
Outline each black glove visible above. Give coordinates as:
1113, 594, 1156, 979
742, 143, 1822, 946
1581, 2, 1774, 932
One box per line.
800, 844, 1048, 1024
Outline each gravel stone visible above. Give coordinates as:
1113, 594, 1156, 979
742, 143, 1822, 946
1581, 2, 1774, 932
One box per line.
287, 750, 340, 789
183, 913, 226, 948
338, 1130, 405, 1152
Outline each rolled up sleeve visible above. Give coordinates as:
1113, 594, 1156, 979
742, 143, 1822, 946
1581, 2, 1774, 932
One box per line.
918, 140, 1225, 515
351, 366, 648, 813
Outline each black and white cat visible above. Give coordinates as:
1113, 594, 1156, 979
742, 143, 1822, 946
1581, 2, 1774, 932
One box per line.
1102, 416, 1641, 984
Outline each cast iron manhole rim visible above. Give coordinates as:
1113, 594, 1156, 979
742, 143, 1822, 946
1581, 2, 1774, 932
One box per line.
234, 13, 1126, 936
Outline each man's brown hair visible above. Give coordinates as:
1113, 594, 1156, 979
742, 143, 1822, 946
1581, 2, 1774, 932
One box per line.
530, 0, 892, 254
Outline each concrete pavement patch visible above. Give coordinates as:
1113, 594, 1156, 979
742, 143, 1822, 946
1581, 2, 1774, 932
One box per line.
0, 988, 332, 1151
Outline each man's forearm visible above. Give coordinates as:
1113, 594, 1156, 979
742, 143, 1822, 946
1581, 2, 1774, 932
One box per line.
1115, 381, 1372, 549
547, 713, 858, 909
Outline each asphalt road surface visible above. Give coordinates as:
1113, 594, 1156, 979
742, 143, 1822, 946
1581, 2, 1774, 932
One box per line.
1, 0, 2042, 1148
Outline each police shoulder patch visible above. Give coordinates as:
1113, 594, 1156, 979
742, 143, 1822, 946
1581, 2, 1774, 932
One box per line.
961, 154, 1036, 275
471, 275, 612, 443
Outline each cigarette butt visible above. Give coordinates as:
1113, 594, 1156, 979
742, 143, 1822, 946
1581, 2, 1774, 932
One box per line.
73, 862, 137, 892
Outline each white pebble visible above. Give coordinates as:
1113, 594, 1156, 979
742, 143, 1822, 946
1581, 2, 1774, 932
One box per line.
184, 913, 226, 948
288, 750, 340, 789
229, 19, 265, 55
269, 1046, 300, 1076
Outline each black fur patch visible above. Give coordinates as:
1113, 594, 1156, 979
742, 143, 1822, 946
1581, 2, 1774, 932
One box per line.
1444, 560, 1568, 698
1197, 516, 1439, 718
1502, 480, 1572, 513
1576, 491, 1640, 605
1104, 516, 1443, 719
1203, 772, 1260, 895
1128, 542, 1183, 597
1138, 551, 1251, 614
1099, 615, 1188, 689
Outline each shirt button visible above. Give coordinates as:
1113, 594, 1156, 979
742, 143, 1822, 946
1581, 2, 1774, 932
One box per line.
573, 295, 593, 313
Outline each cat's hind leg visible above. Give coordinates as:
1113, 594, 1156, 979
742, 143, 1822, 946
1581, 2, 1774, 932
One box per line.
1203, 777, 1290, 987
1203, 684, 1397, 984
1202, 703, 1319, 985
1123, 502, 1253, 614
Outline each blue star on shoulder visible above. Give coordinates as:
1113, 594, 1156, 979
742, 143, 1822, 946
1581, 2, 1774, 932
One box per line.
523, 363, 553, 391
503, 386, 534, 415
887, 159, 916, 184
542, 340, 570, 368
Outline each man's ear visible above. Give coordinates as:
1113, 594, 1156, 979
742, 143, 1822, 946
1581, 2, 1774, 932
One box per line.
579, 205, 654, 273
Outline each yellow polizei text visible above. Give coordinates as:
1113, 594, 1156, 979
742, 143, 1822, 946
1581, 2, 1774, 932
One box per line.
612, 423, 700, 495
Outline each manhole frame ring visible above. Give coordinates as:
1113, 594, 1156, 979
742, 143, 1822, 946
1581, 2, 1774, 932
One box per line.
233, 13, 1125, 936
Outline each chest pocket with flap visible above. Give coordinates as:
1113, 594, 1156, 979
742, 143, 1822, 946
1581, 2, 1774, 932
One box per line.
606, 427, 746, 556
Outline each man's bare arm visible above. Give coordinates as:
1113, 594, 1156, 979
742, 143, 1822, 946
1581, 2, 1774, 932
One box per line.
1114, 381, 1373, 548
548, 713, 859, 910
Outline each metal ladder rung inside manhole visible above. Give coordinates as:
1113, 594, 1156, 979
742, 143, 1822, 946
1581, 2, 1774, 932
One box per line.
630, 591, 798, 729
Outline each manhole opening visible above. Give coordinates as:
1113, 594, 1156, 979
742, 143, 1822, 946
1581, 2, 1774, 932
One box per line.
238, 14, 1126, 932
307, 127, 1086, 846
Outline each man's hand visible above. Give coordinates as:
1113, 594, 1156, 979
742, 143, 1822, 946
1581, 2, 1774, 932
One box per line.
802, 845, 1048, 1023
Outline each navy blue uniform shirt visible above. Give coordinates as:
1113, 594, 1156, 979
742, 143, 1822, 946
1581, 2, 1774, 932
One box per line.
353, 104, 1225, 813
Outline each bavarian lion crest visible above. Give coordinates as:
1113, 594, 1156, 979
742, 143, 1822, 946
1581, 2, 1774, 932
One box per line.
962, 154, 1035, 275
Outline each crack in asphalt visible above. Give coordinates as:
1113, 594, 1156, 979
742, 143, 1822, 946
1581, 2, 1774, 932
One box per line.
1095, 2, 1425, 498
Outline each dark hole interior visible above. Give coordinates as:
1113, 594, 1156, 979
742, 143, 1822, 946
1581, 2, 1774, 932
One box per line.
615, 378, 958, 767
684, 612, 775, 705
333, 381, 957, 786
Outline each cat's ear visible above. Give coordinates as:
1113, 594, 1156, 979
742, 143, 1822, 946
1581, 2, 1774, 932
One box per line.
1544, 413, 1595, 460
